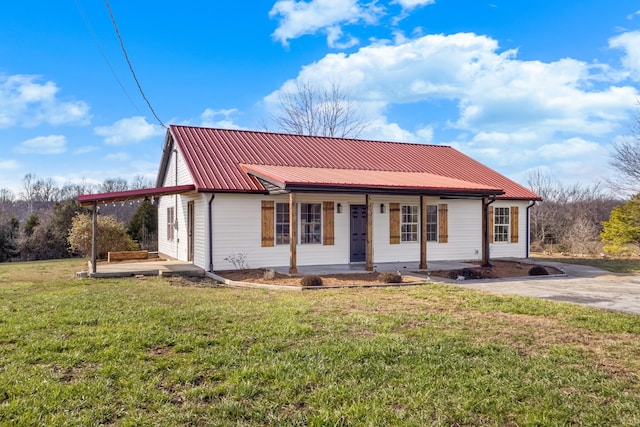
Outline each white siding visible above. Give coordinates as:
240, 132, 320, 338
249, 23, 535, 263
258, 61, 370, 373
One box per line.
210, 193, 366, 270
157, 144, 195, 260
489, 200, 530, 259
160, 189, 531, 269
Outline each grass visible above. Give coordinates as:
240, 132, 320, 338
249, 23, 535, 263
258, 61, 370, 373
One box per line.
531, 254, 640, 274
1, 259, 640, 426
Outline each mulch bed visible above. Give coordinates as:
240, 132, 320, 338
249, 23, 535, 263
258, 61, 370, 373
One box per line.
215, 260, 561, 287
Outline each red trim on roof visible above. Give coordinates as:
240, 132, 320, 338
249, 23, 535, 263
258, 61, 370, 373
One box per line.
240, 164, 504, 194
164, 125, 541, 200
77, 185, 196, 206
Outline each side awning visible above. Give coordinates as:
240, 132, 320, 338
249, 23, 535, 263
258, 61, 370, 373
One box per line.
77, 185, 196, 206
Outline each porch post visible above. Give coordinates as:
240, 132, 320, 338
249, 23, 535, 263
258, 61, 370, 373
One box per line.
91, 202, 97, 275
481, 197, 491, 267
419, 195, 427, 270
366, 194, 373, 271
289, 192, 298, 274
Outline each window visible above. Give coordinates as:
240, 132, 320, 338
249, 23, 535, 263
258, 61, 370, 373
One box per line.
494, 207, 510, 242
426, 205, 438, 241
167, 207, 175, 241
401, 205, 419, 242
300, 203, 321, 244
275, 203, 290, 245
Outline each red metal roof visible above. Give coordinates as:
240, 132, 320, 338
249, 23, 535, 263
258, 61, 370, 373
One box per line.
240, 164, 504, 195
78, 185, 196, 206
167, 125, 541, 200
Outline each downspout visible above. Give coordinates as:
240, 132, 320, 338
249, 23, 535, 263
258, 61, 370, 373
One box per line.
526, 200, 536, 259
482, 195, 497, 267
208, 194, 215, 272
174, 148, 178, 256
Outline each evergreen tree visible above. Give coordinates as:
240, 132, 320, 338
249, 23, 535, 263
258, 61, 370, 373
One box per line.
601, 194, 640, 254
128, 199, 158, 250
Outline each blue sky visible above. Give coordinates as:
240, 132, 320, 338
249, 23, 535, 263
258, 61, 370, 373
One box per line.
1, 1, 639, 195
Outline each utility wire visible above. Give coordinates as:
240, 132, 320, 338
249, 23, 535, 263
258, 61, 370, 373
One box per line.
104, 0, 166, 128
73, 0, 144, 116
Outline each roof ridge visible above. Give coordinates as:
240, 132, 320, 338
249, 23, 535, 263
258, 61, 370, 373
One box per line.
168, 124, 449, 149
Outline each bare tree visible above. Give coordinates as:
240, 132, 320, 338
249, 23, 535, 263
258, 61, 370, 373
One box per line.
0, 188, 14, 203
130, 174, 153, 190
101, 178, 129, 193
272, 80, 368, 138
609, 106, 640, 193
527, 169, 620, 254
32, 177, 59, 202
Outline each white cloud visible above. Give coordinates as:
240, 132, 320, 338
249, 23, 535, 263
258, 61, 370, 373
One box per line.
275, 32, 637, 136
74, 146, 99, 155
94, 116, 165, 145
0, 159, 19, 170
200, 108, 244, 129
609, 31, 640, 81
326, 26, 359, 49
0, 74, 90, 128
269, 0, 383, 47
394, 0, 435, 10
267, 31, 639, 184
104, 152, 131, 162
14, 135, 67, 154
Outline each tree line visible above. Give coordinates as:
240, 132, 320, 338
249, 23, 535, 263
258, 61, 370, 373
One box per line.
0, 174, 157, 262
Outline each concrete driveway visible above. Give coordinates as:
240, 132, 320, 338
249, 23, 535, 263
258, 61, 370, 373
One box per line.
441, 261, 640, 315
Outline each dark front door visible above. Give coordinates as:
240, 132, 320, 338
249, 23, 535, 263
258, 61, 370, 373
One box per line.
350, 205, 367, 262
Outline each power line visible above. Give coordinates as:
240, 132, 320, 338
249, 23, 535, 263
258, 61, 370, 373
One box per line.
73, 0, 144, 116
104, 0, 166, 128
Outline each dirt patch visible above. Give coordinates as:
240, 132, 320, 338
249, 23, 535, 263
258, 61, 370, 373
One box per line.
429, 260, 562, 280
215, 269, 424, 287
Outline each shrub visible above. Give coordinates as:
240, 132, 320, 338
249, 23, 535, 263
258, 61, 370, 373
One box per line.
378, 272, 402, 283
68, 213, 137, 259
528, 266, 549, 276
300, 275, 323, 287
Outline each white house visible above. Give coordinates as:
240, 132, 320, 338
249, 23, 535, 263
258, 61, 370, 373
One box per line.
151, 125, 540, 274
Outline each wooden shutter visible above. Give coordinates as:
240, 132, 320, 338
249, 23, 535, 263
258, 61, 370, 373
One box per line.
389, 203, 400, 244
322, 201, 334, 245
438, 204, 448, 243
510, 206, 519, 243
488, 205, 494, 243
261, 201, 274, 247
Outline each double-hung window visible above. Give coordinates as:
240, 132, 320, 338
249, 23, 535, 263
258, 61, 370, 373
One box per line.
401, 205, 419, 242
300, 203, 321, 244
275, 203, 290, 245
426, 205, 438, 241
167, 207, 175, 241
494, 207, 510, 242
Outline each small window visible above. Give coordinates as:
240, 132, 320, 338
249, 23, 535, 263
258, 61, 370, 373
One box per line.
494, 207, 510, 242
300, 203, 321, 244
426, 205, 438, 241
275, 203, 290, 245
401, 205, 418, 242
167, 207, 175, 241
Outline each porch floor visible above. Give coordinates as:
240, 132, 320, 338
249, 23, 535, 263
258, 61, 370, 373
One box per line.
271, 261, 477, 276
90, 260, 205, 278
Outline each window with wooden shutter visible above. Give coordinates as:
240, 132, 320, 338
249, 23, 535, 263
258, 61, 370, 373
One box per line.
510, 206, 519, 243
438, 204, 448, 243
323, 201, 334, 245
389, 203, 400, 244
261, 201, 274, 247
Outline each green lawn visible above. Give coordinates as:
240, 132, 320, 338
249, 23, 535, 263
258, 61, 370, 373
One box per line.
1, 260, 639, 426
